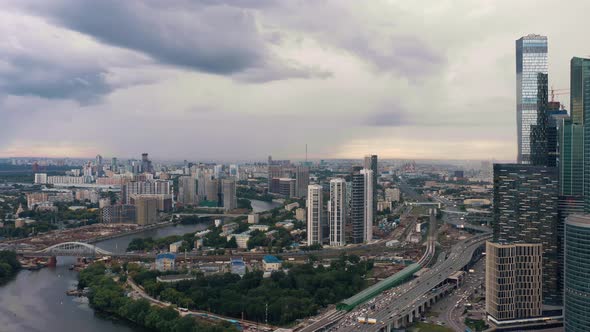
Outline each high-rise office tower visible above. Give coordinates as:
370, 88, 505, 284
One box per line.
178, 176, 198, 206
111, 157, 118, 172
485, 242, 543, 324
564, 214, 590, 331
222, 178, 237, 211
571, 57, 590, 213
95, 154, 103, 177
229, 164, 239, 179
530, 73, 550, 166
134, 195, 158, 226
560, 117, 585, 198
492, 163, 560, 305
516, 34, 548, 164
141, 153, 154, 173
295, 166, 310, 197
329, 178, 347, 246
214, 164, 223, 179
307, 184, 323, 245
363, 155, 378, 216
351, 168, 374, 243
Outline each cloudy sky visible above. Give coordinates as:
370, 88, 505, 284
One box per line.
1, 0, 588, 162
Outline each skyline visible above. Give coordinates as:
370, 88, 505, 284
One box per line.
2, 1, 590, 161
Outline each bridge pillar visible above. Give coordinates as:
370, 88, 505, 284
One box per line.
393, 318, 400, 329
408, 312, 413, 323
48, 256, 57, 267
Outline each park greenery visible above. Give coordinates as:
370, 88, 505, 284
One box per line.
133, 254, 373, 325
78, 263, 237, 332
127, 232, 196, 252
0, 251, 21, 283
236, 186, 273, 202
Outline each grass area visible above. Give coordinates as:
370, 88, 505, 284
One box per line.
465, 318, 488, 331
409, 322, 454, 332
425, 311, 440, 317
411, 206, 431, 216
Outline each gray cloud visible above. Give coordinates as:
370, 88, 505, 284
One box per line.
344, 34, 445, 79
0, 57, 111, 103
18, 0, 324, 83
365, 104, 413, 127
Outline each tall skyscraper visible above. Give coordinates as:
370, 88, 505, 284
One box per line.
111, 157, 118, 172
351, 168, 373, 243
571, 57, 590, 213
213, 164, 223, 179
485, 242, 543, 324
560, 117, 585, 197
222, 178, 237, 211
516, 34, 548, 164
564, 214, 590, 331
178, 176, 198, 206
492, 163, 560, 305
295, 166, 310, 197
307, 184, 323, 245
363, 155, 378, 216
530, 73, 550, 166
328, 178, 347, 246
141, 153, 154, 173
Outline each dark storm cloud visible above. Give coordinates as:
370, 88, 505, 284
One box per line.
23, 0, 319, 82
0, 57, 110, 103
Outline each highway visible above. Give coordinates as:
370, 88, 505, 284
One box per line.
333, 232, 491, 331
434, 196, 492, 233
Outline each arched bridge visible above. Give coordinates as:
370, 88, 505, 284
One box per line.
40, 242, 113, 256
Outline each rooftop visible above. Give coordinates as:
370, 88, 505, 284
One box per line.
263, 255, 281, 264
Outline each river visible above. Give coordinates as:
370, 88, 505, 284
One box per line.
0, 200, 281, 332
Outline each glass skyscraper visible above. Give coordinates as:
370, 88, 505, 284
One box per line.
571, 57, 590, 213
492, 163, 561, 305
564, 214, 590, 331
516, 34, 548, 164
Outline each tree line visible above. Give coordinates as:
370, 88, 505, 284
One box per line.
78, 263, 238, 332
0, 251, 21, 283
134, 254, 373, 325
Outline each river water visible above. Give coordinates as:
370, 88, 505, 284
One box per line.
0, 200, 280, 332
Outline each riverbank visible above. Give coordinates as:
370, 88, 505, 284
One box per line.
0, 250, 21, 283
86, 221, 178, 244
79, 263, 239, 332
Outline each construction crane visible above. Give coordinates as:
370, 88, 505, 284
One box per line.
550, 86, 570, 110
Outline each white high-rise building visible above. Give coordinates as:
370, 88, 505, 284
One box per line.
351, 169, 374, 243
34, 173, 47, 184
329, 178, 346, 246
307, 184, 323, 245
214, 164, 223, 179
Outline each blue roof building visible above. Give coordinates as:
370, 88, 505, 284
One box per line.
155, 253, 176, 272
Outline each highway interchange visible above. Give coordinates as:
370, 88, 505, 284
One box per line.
333, 232, 490, 331
300, 179, 492, 332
